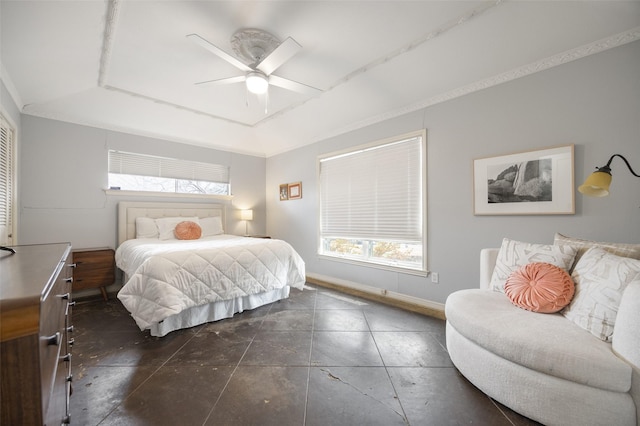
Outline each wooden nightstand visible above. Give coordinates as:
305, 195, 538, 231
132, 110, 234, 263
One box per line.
72, 248, 115, 300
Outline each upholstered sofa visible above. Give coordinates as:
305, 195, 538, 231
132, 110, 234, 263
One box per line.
445, 235, 640, 426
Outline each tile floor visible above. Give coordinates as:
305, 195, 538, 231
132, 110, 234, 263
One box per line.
70, 284, 540, 425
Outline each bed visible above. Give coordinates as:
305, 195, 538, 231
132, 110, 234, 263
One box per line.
115, 201, 306, 337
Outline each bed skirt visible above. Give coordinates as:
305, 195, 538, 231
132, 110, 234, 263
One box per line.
150, 286, 291, 337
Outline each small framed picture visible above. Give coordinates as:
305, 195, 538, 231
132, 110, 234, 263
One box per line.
279, 184, 289, 201
473, 144, 575, 215
288, 182, 302, 200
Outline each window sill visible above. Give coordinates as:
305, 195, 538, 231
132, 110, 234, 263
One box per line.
104, 189, 234, 201
318, 254, 428, 277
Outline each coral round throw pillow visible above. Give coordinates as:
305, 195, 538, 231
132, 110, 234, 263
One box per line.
505, 262, 574, 313
174, 221, 202, 240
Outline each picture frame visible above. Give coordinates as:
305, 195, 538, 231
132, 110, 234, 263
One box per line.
279, 184, 289, 201
288, 182, 302, 200
473, 144, 574, 215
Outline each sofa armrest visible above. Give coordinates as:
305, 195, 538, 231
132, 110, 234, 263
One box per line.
613, 280, 640, 369
612, 280, 640, 424
479, 248, 499, 290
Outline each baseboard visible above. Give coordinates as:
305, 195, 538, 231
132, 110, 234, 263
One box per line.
305, 272, 446, 320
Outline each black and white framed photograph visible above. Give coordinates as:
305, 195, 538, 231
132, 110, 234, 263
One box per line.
279, 184, 289, 201
473, 144, 575, 215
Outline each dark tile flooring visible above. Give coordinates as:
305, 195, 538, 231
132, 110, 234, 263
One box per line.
70, 284, 540, 425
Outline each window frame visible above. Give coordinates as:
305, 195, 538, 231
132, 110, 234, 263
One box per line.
107, 150, 232, 198
317, 129, 427, 275
0, 112, 17, 246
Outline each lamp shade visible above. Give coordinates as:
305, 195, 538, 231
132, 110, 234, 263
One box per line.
578, 171, 612, 197
245, 72, 268, 94
240, 209, 253, 221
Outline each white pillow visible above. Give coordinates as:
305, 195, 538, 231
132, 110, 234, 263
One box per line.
490, 238, 577, 292
136, 217, 158, 239
563, 247, 640, 342
553, 233, 640, 272
200, 216, 224, 237
155, 217, 200, 240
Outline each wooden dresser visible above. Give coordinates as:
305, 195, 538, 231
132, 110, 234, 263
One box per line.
1, 243, 74, 425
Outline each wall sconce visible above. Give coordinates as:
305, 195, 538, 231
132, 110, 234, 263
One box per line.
240, 209, 253, 236
578, 154, 639, 197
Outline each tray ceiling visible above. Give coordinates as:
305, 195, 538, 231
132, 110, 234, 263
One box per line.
2, 1, 639, 157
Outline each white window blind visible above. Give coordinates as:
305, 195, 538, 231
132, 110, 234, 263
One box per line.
0, 114, 15, 245
319, 135, 423, 242
318, 131, 426, 273
108, 150, 230, 184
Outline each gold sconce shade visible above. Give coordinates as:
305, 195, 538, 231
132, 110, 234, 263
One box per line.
578, 154, 638, 197
578, 171, 612, 197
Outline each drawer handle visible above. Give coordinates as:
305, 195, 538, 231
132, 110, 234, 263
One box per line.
45, 332, 61, 346
68, 301, 76, 307
69, 263, 77, 268
66, 374, 73, 383
68, 338, 75, 347
62, 414, 71, 424
64, 277, 73, 283
61, 353, 72, 362
67, 325, 74, 333
60, 292, 71, 300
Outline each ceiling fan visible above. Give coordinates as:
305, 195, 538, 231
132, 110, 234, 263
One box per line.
187, 29, 321, 98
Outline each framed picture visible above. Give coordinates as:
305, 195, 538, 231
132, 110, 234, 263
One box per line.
288, 182, 302, 200
473, 144, 574, 215
279, 184, 289, 201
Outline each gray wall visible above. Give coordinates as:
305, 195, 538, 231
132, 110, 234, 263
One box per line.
1, 81, 21, 129
17, 116, 267, 249
266, 40, 640, 304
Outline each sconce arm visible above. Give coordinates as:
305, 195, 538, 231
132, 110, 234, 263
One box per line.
603, 154, 640, 177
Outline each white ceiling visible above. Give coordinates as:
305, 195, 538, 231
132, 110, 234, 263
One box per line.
2, 1, 639, 157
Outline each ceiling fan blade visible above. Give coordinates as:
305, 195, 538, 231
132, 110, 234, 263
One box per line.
256, 37, 301, 76
187, 33, 252, 72
195, 75, 246, 86
269, 75, 321, 96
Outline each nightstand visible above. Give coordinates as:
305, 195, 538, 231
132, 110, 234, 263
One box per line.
72, 248, 115, 300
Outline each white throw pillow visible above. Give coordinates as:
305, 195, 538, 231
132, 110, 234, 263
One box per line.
155, 217, 200, 240
563, 247, 640, 342
136, 217, 158, 239
200, 216, 224, 237
490, 238, 577, 293
553, 233, 640, 273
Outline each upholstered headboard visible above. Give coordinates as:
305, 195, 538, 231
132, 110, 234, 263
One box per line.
117, 201, 226, 246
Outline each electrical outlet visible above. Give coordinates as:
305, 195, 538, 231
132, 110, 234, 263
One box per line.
431, 272, 439, 283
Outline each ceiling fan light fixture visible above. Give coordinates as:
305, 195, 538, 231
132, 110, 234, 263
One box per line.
246, 72, 269, 94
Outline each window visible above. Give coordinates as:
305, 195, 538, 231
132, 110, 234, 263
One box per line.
318, 130, 426, 273
108, 150, 230, 195
0, 113, 16, 245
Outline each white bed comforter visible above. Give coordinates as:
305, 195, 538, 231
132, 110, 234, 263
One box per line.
116, 235, 306, 331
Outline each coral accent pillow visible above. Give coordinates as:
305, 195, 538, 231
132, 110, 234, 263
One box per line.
505, 262, 575, 313
174, 221, 202, 240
